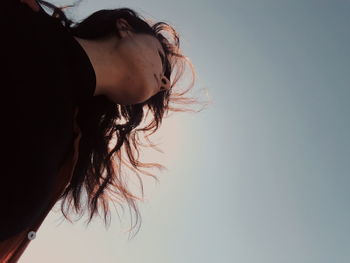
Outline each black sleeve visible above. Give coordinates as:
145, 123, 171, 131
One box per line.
0, 66, 72, 241
0, 82, 74, 242
0, 0, 75, 241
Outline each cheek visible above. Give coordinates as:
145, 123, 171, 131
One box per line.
123, 65, 155, 103
135, 54, 158, 86
123, 47, 159, 98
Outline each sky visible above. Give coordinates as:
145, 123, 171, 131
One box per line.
20, 0, 350, 262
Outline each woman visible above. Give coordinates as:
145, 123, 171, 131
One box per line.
0, 0, 206, 261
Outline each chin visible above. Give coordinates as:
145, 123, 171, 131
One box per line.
106, 83, 151, 105
111, 95, 149, 106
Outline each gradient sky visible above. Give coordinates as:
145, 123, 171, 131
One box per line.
20, 0, 350, 262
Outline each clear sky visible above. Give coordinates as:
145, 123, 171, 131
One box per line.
21, 0, 350, 262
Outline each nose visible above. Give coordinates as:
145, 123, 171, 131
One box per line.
160, 75, 170, 91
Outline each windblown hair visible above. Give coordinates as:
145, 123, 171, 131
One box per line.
37, 0, 210, 239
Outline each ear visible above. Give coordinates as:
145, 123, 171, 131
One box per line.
116, 18, 133, 38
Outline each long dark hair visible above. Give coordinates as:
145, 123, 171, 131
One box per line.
37, 0, 210, 239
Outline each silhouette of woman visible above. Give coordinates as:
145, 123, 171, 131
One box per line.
0, 1, 205, 261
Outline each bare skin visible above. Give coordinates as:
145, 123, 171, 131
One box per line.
20, 0, 40, 12
74, 18, 171, 105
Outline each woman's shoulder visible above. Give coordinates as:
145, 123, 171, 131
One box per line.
2, 0, 50, 21
20, 0, 41, 12
3, 0, 39, 12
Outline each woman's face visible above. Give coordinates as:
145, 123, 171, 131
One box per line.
112, 19, 170, 105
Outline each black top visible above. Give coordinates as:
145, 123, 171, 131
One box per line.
0, 1, 96, 241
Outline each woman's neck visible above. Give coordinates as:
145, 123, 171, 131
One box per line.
73, 36, 125, 97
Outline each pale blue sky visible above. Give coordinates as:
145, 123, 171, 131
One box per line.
21, 0, 350, 262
